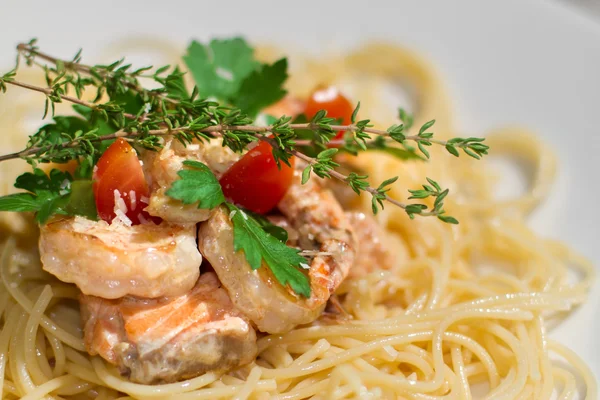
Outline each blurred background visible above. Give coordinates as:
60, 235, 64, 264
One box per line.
566, 0, 600, 17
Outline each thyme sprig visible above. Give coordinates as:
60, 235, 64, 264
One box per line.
0, 39, 490, 222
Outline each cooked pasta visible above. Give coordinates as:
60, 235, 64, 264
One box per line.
0, 41, 596, 399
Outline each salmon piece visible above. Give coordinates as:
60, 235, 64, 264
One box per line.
80, 272, 257, 384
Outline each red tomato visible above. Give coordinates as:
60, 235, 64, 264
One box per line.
220, 140, 295, 214
305, 86, 354, 142
93, 138, 150, 225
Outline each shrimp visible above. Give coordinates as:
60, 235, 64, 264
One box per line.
345, 212, 396, 279
39, 216, 202, 299
198, 168, 357, 334
142, 138, 239, 223
272, 212, 397, 279
80, 272, 257, 384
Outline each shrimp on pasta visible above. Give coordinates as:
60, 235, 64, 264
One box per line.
39, 216, 202, 299
198, 167, 357, 334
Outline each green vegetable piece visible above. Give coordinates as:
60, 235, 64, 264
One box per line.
65, 180, 98, 221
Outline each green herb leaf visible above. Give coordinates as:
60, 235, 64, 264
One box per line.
417, 141, 430, 159
110, 90, 145, 115
234, 58, 288, 116
15, 168, 71, 193
446, 144, 460, 157
427, 178, 442, 191
351, 102, 360, 124
164, 66, 190, 100
226, 203, 311, 297
419, 119, 435, 136
36, 194, 68, 224
166, 160, 225, 209
398, 108, 414, 130
301, 165, 312, 185
0, 193, 39, 212
365, 136, 424, 161
245, 210, 289, 243
2, 168, 74, 223
291, 113, 323, 157
438, 214, 459, 224
184, 38, 288, 116
183, 38, 259, 101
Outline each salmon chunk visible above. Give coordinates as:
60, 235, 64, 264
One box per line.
80, 272, 257, 384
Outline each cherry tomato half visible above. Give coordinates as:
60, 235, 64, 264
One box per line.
93, 138, 150, 225
305, 86, 353, 142
220, 140, 295, 214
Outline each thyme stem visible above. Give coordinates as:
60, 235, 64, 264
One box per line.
288, 148, 437, 215
17, 43, 180, 105
288, 124, 447, 146
5, 79, 138, 120
250, 136, 435, 217
4, 78, 454, 151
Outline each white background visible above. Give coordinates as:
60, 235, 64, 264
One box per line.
0, 0, 598, 393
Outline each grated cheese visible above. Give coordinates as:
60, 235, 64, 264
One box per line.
129, 190, 137, 210
112, 189, 132, 226
299, 263, 310, 270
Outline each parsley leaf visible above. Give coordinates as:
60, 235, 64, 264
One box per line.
183, 38, 288, 116
36, 194, 69, 224
234, 58, 288, 117
0, 169, 98, 224
0, 193, 39, 212
245, 210, 289, 243
0, 169, 71, 223
166, 160, 225, 209
183, 38, 259, 101
226, 203, 311, 297
14, 168, 71, 193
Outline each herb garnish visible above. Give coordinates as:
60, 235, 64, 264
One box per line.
226, 203, 310, 298
183, 38, 288, 116
0, 169, 97, 223
0, 37, 490, 296
166, 160, 226, 209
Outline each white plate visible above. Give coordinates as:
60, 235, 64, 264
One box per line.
1, 0, 598, 393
